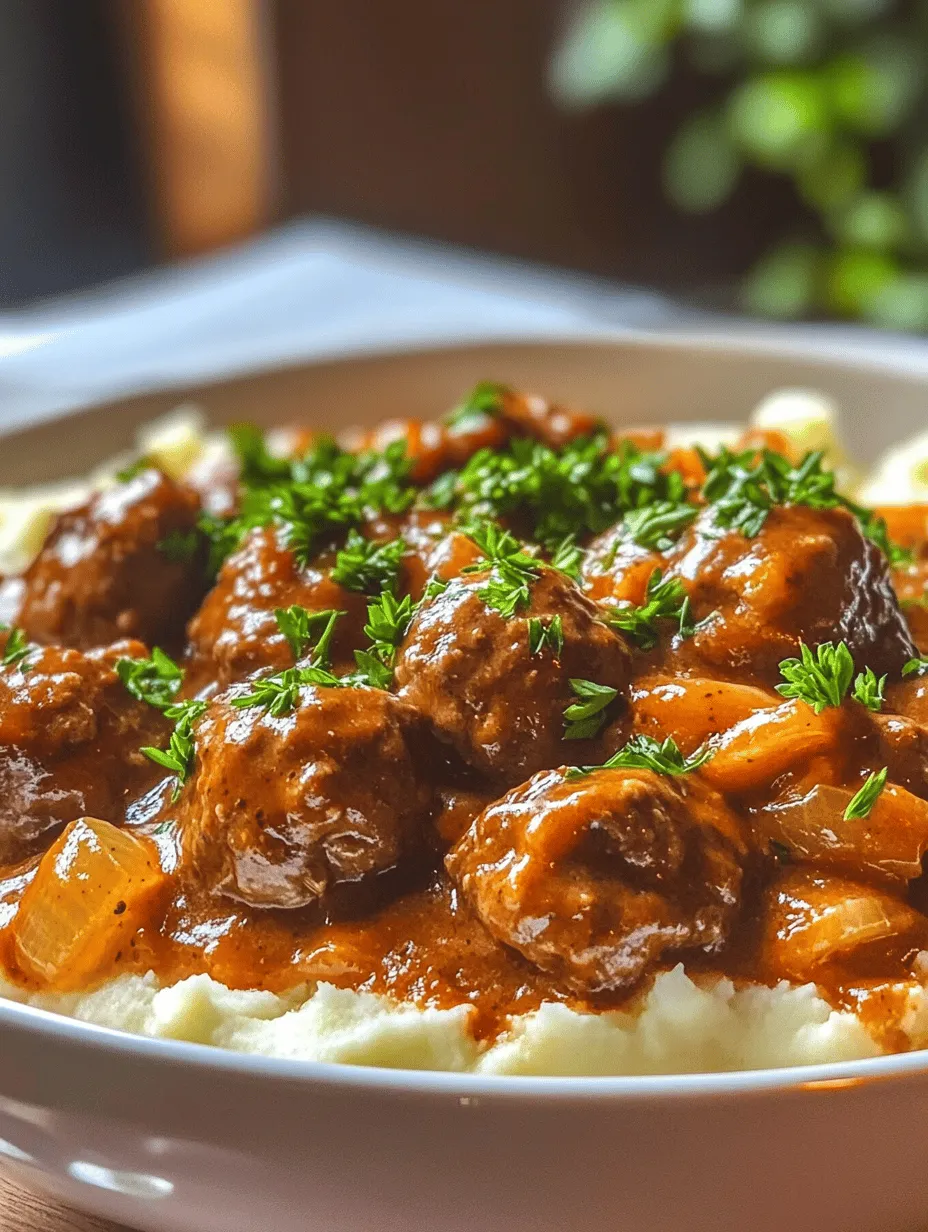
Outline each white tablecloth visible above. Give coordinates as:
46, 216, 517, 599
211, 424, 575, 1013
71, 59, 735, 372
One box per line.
2, 217, 928, 432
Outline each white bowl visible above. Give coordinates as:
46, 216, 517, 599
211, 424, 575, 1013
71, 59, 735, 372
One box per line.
3, 335, 928, 1232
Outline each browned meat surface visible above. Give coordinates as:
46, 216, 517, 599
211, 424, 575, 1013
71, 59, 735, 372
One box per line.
19, 469, 204, 651
0, 637, 168, 864
663, 504, 915, 682
178, 683, 434, 909
395, 568, 632, 786
446, 766, 747, 994
185, 525, 367, 692
581, 526, 661, 605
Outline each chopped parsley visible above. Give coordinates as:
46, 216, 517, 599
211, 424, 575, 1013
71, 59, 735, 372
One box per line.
142, 699, 207, 800
621, 500, 698, 551
699, 445, 910, 563
850, 666, 886, 712
607, 569, 694, 650
116, 647, 183, 709
231, 665, 342, 717
528, 615, 564, 657
331, 530, 406, 594
445, 381, 506, 432
157, 528, 201, 564
199, 430, 416, 573
464, 522, 543, 618
0, 625, 32, 670
549, 534, 584, 582
844, 766, 888, 821
273, 606, 343, 664
903, 655, 928, 678
776, 641, 855, 713
115, 455, 156, 483
568, 733, 712, 778
562, 678, 618, 740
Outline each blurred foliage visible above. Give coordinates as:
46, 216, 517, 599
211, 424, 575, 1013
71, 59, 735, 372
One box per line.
550, 0, 928, 329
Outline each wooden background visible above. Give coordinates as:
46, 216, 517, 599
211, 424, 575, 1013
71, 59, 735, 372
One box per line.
0, 1177, 129, 1232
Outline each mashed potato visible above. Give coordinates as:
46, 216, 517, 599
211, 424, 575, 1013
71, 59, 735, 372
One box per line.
0, 964, 892, 1075
1, 390, 926, 1075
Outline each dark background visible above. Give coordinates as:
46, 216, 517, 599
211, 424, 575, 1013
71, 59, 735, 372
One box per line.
0, 0, 799, 309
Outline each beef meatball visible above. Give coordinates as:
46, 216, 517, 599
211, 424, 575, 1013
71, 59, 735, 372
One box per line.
185, 525, 368, 692
446, 766, 747, 995
0, 637, 169, 864
19, 468, 204, 651
394, 568, 632, 786
662, 504, 915, 683
178, 683, 434, 909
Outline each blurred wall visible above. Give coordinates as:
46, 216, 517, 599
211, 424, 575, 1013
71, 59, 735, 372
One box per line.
0, 0, 146, 305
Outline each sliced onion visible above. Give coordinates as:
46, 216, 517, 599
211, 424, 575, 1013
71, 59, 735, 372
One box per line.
13, 817, 168, 990
760, 868, 923, 983
755, 782, 928, 886
701, 700, 845, 796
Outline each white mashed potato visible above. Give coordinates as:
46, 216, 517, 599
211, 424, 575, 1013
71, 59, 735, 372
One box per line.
1, 389, 927, 1075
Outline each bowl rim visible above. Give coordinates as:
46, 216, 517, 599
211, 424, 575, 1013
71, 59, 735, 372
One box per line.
3, 328, 928, 1104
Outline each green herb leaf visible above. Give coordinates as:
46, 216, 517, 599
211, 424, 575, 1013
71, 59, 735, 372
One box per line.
116, 456, 157, 483
464, 521, 542, 618
0, 625, 32, 670
843, 766, 888, 821
157, 528, 201, 564
851, 666, 886, 712
528, 615, 564, 657
607, 568, 693, 650
562, 678, 618, 740
569, 733, 712, 778
231, 664, 342, 717
273, 606, 344, 665
364, 591, 415, 659
331, 530, 406, 594
776, 641, 855, 713
422, 575, 450, 602
142, 699, 207, 800
549, 535, 584, 582
116, 647, 183, 709
445, 381, 507, 432
902, 655, 928, 678
622, 500, 698, 551
347, 649, 395, 690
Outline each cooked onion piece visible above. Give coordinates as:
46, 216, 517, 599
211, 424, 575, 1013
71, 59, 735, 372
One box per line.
755, 783, 928, 887
631, 676, 779, 755
701, 700, 845, 796
12, 817, 168, 990
759, 868, 924, 984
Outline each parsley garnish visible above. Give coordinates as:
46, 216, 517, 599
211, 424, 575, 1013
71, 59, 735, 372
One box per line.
621, 500, 698, 551
231, 665, 342, 717
528, 615, 564, 657
445, 381, 506, 432
699, 445, 910, 563
157, 528, 201, 564
115, 456, 156, 483
0, 625, 32, 670
331, 530, 406, 594
851, 666, 886, 712
364, 591, 414, 662
568, 733, 712, 778
843, 766, 888, 820
464, 522, 542, 618
116, 647, 183, 709
348, 649, 395, 690
422, 575, 450, 601
549, 535, 583, 582
776, 641, 855, 713
562, 679, 618, 740
903, 655, 928, 678
142, 699, 207, 800
273, 606, 343, 664
199, 430, 416, 574
607, 569, 693, 650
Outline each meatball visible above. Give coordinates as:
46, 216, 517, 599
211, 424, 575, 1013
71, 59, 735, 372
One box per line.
662, 504, 915, 682
19, 469, 204, 650
0, 638, 169, 864
394, 568, 632, 786
185, 525, 368, 692
446, 766, 747, 994
178, 683, 434, 909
